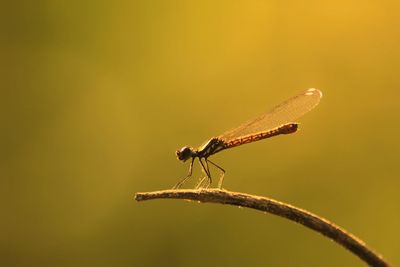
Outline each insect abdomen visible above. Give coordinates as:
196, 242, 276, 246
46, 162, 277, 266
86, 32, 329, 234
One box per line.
224, 123, 298, 149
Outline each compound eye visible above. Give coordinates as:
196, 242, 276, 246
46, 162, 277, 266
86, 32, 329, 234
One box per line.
176, 146, 192, 161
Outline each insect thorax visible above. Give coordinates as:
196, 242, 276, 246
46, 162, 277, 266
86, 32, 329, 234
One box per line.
197, 137, 226, 158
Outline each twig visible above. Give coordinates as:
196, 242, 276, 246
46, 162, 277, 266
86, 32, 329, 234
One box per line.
135, 189, 391, 267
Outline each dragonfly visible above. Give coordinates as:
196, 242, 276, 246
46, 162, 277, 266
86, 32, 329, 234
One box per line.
173, 88, 322, 189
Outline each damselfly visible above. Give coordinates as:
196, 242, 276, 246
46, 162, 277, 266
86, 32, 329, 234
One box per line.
174, 88, 322, 189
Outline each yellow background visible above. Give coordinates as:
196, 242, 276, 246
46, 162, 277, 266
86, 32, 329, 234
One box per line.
2, 1, 399, 266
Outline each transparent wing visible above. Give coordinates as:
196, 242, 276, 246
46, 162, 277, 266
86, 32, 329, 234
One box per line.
218, 88, 322, 141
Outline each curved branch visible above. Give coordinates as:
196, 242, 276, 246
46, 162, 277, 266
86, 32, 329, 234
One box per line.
135, 189, 391, 267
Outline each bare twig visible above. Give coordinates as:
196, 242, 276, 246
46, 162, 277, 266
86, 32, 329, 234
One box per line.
135, 189, 391, 267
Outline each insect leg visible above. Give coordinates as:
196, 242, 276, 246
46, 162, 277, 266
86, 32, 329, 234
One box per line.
173, 158, 194, 189
198, 158, 212, 188
195, 176, 207, 189
207, 159, 225, 189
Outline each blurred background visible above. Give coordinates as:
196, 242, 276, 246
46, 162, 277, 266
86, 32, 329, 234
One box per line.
1, 1, 399, 266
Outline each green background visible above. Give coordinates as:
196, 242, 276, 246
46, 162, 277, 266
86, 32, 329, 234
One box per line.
2, 1, 399, 266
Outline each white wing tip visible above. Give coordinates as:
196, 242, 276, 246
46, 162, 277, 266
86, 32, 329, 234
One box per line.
305, 88, 322, 98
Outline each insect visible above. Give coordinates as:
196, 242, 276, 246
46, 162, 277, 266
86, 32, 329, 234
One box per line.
174, 88, 322, 189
